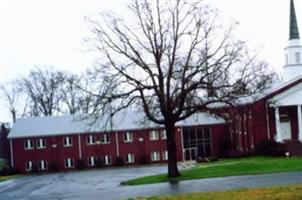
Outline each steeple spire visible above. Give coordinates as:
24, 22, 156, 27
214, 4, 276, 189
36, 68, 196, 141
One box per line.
290, 0, 300, 40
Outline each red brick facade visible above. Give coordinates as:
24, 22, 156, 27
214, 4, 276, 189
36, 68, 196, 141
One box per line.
10, 125, 228, 173
8, 79, 302, 173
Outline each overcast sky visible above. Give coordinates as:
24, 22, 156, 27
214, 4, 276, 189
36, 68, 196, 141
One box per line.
0, 0, 302, 122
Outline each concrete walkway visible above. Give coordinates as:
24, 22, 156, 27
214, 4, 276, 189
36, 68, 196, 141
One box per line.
0, 167, 302, 200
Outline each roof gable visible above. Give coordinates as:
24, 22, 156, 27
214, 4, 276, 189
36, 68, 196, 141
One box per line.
268, 82, 302, 106
260, 76, 302, 101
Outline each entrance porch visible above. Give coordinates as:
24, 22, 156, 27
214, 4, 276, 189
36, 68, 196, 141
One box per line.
272, 105, 302, 142
268, 83, 302, 143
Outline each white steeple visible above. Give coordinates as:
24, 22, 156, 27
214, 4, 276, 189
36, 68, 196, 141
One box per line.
283, 0, 302, 81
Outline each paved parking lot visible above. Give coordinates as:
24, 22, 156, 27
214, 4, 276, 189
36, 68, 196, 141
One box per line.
1, 165, 302, 200
0, 165, 167, 200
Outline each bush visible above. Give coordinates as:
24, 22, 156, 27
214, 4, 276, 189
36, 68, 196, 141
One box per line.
139, 154, 149, 165
226, 150, 256, 158
0, 165, 20, 176
95, 157, 104, 168
218, 137, 231, 158
48, 161, 59, 172
196, 156, 218, 163
75, 159, 86, 170
115, 156, 124, 166
31, 162, 38, 173
255, 139, 286, 157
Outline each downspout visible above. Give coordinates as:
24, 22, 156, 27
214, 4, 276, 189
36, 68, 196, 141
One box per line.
10, 139, 14, 167
78, 134, 82, 159
180, 127, 185, 161
266, 102, 271, 140
115, 132, 120, 157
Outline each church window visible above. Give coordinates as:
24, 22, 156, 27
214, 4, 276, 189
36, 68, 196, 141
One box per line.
295, 52, 301, 64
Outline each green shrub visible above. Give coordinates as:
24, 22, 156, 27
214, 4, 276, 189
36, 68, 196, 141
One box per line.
75, 159, 86, 170
0, 165, 20, 176
48, 161, 59, 172
115, 156, 124, 166
139, 154, 149, 165
95, 157, 105, 168
255, 139, 286, 156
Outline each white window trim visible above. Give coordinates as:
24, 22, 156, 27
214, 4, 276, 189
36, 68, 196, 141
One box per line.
87, 135, 96, 145
104, 155, 112, 165
162, 150, 168, 161
160, 130, 167, 140
151, 151, 160, 161
38, 160, 47, 170
124, 132, 133, 143
36, 138, 46, 149
24, 139, 34, 150
63, 137, 73, 147
126, 153, 135, 163
149, 130, 159, 141
101, 134, 111, 144
88, 156, 96, 166
65, 158, 74, 168
25, 161, 33, 172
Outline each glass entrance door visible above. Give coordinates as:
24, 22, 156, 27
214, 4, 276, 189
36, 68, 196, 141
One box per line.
183, 126, 212, 161
184, 148, 197, 161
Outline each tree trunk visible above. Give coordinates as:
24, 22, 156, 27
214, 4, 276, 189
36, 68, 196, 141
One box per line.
166, 122, 181, 178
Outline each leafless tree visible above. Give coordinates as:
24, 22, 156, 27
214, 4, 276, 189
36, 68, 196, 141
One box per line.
76, 77, 97, 114
86, 0, 275, 177
1, 83, 28, 123
59, 73, 81, 115
59, 73, 97, 115
20, 68, 65, 116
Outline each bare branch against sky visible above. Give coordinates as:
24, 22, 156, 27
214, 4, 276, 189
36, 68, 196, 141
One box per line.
0, 0, 302, 122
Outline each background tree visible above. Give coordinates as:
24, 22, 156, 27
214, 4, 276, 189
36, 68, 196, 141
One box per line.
1, 68, 98, 121
59, 73, 81, 115
20, 68, 65, 116
59, 73, 97, 115
86, 0, 275, 177
0, 83, 28, 123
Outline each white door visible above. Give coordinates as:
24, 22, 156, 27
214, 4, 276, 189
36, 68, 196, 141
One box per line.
280, 121, 292, 140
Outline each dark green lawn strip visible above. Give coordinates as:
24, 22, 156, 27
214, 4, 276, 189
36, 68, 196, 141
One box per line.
122, 157, 302, 186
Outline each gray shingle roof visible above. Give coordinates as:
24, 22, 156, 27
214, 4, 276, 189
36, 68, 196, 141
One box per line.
8, 112, 225, 139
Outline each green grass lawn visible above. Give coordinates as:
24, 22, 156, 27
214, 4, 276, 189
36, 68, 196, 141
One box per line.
131, 184, 302, 200
122, 157, 302, 185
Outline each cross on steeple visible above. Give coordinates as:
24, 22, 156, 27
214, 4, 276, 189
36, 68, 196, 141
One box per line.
290, 0, 300, 40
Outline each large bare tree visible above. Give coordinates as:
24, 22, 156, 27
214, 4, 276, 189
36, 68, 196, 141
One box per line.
87, 0, 274, 177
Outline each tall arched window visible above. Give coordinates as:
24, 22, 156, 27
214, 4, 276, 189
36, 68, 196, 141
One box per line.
295, 52, 301, 64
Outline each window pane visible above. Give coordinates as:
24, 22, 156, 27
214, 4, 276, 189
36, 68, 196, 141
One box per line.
183, 128, 190, 142
184, 149, 191, 160
196, 127, 204, 141
296, 52, 301, 64
189, 128, 196, 141
204, 143, 212, 156
184, 141, 190, 148
204, 127, 211, 140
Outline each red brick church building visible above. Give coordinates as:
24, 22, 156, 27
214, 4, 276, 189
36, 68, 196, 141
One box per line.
5, 0, 302, 173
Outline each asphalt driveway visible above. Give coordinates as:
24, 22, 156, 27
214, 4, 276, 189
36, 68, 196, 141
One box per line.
0, 165, 302, 200
0, 165, 166, 200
